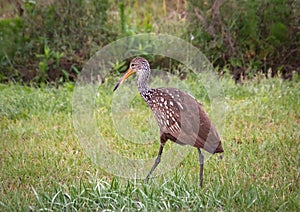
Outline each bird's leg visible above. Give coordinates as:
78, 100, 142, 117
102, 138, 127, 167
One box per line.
145, 143, 165, 182
198, 148, 204, 187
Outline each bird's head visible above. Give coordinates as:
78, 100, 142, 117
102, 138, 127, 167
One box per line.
113, 57, 150, 91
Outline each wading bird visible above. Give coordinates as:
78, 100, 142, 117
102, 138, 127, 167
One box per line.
113, 57, 223, 187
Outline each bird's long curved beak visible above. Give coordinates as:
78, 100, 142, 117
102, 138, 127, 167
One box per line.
113, 68, 134, 91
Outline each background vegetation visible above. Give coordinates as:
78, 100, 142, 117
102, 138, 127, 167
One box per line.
189, 0, 300, 80
0, 0, 299, 83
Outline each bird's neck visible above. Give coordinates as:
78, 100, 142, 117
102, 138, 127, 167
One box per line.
137, 71, 150, 93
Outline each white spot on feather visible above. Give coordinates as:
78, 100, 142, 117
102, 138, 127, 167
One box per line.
178, 102, 184, 110
174, 122, 180, 130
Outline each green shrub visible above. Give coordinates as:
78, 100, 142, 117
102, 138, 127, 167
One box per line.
1, 0, 299, 83
0, 0, 111, 84
0, 17, 24, 81
188, 0, 300, 80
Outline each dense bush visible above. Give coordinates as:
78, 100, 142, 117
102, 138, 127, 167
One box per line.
0, 0, 299, 83
188, 0, 300, 80
0, 17, 23, 81
0, 0, 111, 83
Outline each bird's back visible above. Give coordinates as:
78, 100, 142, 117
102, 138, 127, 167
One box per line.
141, 87, 223, 154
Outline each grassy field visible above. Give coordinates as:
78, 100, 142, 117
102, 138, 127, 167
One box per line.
0, 75, 299, 211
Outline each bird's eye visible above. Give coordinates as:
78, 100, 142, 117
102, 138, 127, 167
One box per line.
131, 64, 135, 67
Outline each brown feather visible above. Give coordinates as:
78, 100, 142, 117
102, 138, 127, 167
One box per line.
144, 87, 223, 154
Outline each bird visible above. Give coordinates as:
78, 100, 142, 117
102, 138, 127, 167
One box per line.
113, 57, 224, 187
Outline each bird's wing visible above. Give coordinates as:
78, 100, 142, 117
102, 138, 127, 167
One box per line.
148, 88, 223, 154
147, 88, 182, 135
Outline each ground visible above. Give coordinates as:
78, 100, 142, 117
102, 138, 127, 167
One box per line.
0, 75, 299, 210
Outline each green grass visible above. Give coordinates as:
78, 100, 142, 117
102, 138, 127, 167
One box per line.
0, 76, 299, 211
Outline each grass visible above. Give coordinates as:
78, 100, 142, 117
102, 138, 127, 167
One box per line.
0, 75, 299, 211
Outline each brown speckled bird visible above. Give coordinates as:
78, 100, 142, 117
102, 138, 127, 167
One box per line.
113, 57, 224, 187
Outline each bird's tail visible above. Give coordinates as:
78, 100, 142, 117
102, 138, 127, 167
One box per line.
214, 142, 224, 153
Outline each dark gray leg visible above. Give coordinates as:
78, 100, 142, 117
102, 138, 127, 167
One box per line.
198, 148, 204, 187
145, 143, 165, 182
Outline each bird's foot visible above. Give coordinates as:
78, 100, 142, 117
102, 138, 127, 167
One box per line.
144, 176, 150, 183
